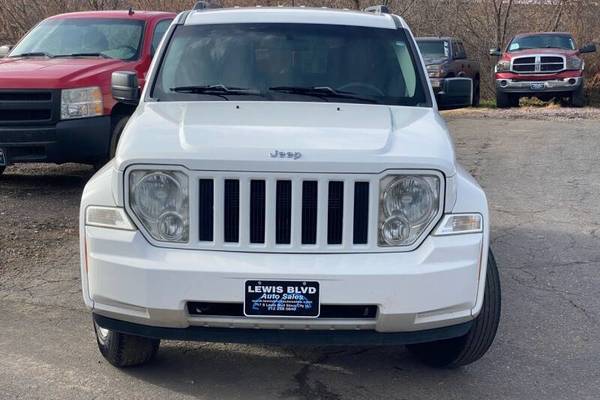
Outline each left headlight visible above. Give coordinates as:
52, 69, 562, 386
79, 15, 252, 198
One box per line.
426, 64, 444, 78
566, 56, 583, 71
495, 60, 511, 73
379, 175, 440, 247
61, 86, 104, 120
129, 170, 189, 243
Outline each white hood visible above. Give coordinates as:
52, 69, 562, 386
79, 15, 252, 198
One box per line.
116, 101, 456, 176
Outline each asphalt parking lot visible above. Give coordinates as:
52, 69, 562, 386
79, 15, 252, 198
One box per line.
1, 109, 600, 399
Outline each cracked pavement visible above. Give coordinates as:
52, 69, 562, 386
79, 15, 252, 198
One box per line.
1, 113, 600, 399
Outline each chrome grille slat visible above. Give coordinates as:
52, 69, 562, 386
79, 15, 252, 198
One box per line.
511, 54, 565, 74
342, 179, 355, 248
291, 177, 303, 247
264, 177, 277, 247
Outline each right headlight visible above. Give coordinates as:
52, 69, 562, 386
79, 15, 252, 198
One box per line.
378, 175, 440, 247
61, 86, 103, 120
495, 60, 511, 73
566, 56, 583, 71
129, 170, 189, 243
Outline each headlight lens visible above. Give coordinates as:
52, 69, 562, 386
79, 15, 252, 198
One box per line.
61, 86, 103, 120
495, 60, 511, 73
379, 175, 440, 247
129, 170, 189, 243
566, 56, 583, 70
426, 64, 443, 78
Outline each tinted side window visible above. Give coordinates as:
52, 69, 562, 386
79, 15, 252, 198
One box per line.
453, 42, 466, 59
151, 19, 173, 55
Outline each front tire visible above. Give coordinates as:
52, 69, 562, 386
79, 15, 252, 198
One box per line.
407, 249, 501, 368
496, 91, 512, 108
94, 320, 160, 368
0, 166, 5, 176
471, 79, 481, 107
568, 84, 585, 108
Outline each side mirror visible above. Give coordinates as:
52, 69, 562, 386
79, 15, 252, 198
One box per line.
0, 45, 13, 58
437, 77, 473, 110
112, 71, 140, 104
454, 52, 466, 60
489, 48, 502, 57
579, 43, 597, 54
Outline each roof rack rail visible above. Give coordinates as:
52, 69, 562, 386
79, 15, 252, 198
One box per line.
193, 1, 221, 10
363, 5, 390, 14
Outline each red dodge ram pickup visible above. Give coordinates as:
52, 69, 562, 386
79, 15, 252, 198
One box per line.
490, 32, 596, 108
0, 10, 176, 175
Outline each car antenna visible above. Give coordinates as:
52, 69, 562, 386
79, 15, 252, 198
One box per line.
128, 7, 135, 16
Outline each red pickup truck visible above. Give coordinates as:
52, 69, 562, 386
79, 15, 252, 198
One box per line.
490, 32, 596, 108
0, 10, 176, 175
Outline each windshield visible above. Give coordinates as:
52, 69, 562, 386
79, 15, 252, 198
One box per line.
508, 34, 575, 51
416, 40, 449, 59
152, 23, 429, 106
10, 18, 144, 60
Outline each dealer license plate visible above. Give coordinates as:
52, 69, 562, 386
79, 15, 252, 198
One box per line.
530, 82, 545, 90
0, 150, 5, 166
244, 280, 320, 318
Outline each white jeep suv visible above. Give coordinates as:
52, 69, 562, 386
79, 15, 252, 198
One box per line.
80, 5, 500, 368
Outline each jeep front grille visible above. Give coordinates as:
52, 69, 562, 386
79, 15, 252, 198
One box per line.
198, 174, 373, 250
511, 54, 565, 74
126, 169, 445, 253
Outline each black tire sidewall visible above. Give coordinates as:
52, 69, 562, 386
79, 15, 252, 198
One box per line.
496, 91, 510, 108
407, 249, 501, 368
569, 84, 585, 108
472, 80, 481, 107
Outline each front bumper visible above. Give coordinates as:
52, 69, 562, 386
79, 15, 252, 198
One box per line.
495, 77, 582, 94
84, 225, 485, 335
0, 116, 111, 165
94, 313, 473, 345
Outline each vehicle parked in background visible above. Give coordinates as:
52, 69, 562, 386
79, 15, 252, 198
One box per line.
0, 10, 176, 176
82, 5, 499, 369
490, 32, 596, 108
0, 45, 13, 58
416, 37, 480, 107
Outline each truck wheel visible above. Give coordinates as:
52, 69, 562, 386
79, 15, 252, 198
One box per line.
496, 91, 512, 108
0, 167, 5, 176
94, 320, 160, 368
471, 79, 480, 107
568, 84, 585, 108
109, 116, 130, 159
407, 249, 501, 368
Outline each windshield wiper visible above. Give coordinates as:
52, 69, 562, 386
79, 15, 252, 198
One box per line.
269, 86, 377, 103
10, 52, 54, 58
54, 52, 113, 59
171, 84, 262, 96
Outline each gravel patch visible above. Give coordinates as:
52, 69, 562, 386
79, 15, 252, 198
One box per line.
442, 106, 600, 121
